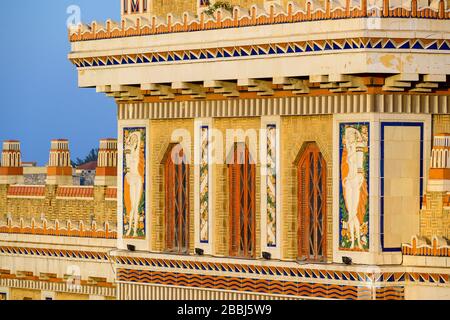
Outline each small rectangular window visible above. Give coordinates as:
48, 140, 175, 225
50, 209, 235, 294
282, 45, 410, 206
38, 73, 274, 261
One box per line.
131, 0, 140, 13
124, 0, 128, 13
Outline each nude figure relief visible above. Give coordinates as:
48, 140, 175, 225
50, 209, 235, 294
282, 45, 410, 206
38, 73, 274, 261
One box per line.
339, 123, 369, 251
123, 128, 146, 239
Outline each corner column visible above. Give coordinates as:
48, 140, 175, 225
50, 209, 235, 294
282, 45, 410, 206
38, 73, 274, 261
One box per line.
117, 119, 151, 251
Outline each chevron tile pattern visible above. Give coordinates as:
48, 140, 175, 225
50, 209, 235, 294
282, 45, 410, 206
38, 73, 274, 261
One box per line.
70, 38, 450, 69
117, 269, 405, 300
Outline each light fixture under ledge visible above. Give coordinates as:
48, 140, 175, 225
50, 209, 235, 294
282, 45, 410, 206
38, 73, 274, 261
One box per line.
342, 256, 352, 265
195, 248, 204, 256
127, 244, 136, 252
262, 252, 272, 260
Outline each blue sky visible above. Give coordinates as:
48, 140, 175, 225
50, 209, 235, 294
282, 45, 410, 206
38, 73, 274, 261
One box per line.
0, 0, 120, 165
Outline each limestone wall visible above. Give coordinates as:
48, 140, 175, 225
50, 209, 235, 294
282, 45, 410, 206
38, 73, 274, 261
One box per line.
150, 0, 197, 17
10, 288, 41, 300
149, 0, 266, 17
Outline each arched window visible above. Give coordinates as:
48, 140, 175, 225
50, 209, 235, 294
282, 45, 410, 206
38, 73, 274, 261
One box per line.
228, 143, 256, 258
297, 143, 327, 262
164, 144, 190, 254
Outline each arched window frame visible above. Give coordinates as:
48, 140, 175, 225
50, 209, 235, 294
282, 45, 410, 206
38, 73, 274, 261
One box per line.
228, 142, 256, 258
297, 142, 327, 262
163, 143, 190, 254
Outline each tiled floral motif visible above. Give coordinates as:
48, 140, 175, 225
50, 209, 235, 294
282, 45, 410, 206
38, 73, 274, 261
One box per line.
200, 126, 209, 243
123, 127, 146, 239
339, 123, 370, 251
266, 125, 277, 247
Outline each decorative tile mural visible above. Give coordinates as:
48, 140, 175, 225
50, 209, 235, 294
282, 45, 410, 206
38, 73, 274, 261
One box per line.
339, 123, 370, 251
200, 126, 209, 243
266, 125, 277, 247
123, 127, 146, 239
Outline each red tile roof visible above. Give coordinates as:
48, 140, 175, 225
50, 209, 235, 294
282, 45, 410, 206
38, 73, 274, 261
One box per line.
7, 186, 45, 197
105, 187, 117, 199
76, 161, 97, 171
56, 186, 94, 198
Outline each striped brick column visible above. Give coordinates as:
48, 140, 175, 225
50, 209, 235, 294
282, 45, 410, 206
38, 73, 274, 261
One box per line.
428, 133, 450, 192
95, 138, 117, 186
0, 140, 24, 184
46, 139, 73, 185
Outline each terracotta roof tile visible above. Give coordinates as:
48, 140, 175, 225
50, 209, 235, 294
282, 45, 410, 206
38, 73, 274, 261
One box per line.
105, 187, 117, 199
56, 187, 94, 198
7, 186, 45, 197
76, 161, 97, 170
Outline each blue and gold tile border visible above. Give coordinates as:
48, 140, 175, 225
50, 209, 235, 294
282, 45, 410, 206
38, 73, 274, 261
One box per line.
71, 38, 450, 69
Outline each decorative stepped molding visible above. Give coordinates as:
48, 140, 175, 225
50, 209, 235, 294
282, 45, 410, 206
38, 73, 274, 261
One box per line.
0, 219, 117, 239
402, 235, 450, 257
118, 94, 450, 120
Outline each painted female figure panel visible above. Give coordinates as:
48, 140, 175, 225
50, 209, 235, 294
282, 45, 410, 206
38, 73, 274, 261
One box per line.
123, 128, 146, 239
339, 123, 369, 251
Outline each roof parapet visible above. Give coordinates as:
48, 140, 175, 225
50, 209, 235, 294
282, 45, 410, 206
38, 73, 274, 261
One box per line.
68, 0, 450, 42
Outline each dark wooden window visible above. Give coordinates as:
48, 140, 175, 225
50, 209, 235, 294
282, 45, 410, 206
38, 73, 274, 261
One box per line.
164, 144, 189, 254
228, 143, 256, 258
297, 143, 327, 261
131, 0, 140, 13
123, 0, 128, 13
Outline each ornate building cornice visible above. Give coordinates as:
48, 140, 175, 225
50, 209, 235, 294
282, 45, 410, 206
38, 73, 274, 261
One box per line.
69, 0, 450, 43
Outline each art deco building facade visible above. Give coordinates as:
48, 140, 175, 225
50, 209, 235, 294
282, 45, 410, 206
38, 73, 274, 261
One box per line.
0, 0, 450, 300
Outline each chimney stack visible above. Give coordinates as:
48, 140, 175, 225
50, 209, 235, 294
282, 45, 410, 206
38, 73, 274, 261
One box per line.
46, 139, 73, 185
0, 140, 24, 184
95, 138, 117, 186
428, 133, 450, 192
